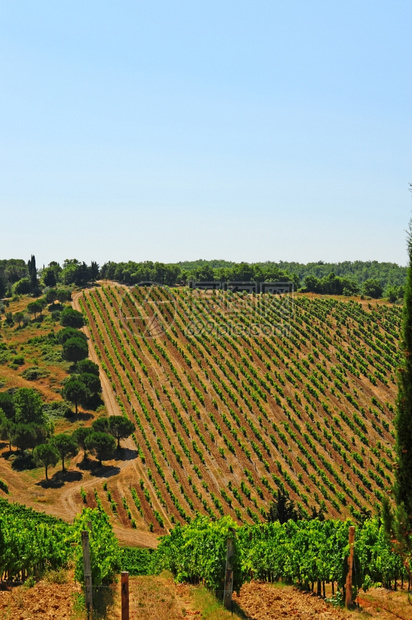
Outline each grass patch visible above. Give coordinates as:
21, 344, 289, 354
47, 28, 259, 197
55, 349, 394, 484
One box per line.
117, 574, 185, 620
41, 346, 63, 363
22, 576, 36, 589
71, 591, 87, 620
44, 566, 70, 584
190, 587, 239, 619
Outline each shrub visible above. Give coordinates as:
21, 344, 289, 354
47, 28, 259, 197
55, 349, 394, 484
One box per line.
60, 308, 85, 328
22, 366, 50, 381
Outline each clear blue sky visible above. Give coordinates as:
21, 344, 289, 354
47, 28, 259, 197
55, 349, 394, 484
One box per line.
1, 1, 411, 267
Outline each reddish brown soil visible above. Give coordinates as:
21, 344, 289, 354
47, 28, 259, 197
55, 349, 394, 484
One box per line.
233, 582, 347, 619
0, 578, 82, 619
233, 582, 412, 619
1, 577, 408, 620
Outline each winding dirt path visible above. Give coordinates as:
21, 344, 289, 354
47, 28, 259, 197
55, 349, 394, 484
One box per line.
73, 286, 176, 530
71, 289, 161, 545
0, 290, 157, 549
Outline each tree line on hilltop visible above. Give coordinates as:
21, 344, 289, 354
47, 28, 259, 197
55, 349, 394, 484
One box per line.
100, 259, 406, 300
0, 257, 99, 299
0, 256, 407, 301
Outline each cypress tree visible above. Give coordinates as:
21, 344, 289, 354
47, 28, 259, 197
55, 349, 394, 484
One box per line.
27, 254, 38, 292
382, 204, 412, 584
395, 212, 412, 518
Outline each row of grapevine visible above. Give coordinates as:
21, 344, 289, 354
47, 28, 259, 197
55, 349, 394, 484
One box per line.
0, 498, 73, 581
4, 499, 403, 601
79, 284, 400, 528
154, 515, 406, 595
0, 498, 127, 586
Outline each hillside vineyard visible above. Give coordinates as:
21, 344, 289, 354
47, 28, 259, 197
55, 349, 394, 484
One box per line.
78, 285, 400, 531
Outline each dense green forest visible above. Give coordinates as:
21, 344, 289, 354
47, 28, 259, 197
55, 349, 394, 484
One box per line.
176, 258, 406, 285
96, 259, 407, 299
0, 257, 407, 301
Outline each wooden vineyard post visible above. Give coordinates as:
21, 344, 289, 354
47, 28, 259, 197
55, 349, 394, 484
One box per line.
345, 526, 356, 608
223, 529, 235, 610
121, 571, 129, 620
81, 530, 93, 619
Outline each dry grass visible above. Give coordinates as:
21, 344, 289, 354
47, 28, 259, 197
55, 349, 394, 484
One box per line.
105, 572, 186, 620
0, 295, 69, 401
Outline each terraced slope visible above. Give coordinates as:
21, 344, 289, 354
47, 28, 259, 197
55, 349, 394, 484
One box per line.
78, 284, 400, 530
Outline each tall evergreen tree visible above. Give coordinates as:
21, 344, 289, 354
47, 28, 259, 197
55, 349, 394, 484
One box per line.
27, 255, 38, 291
395, 214, 412, 518
382, 202, 412, 583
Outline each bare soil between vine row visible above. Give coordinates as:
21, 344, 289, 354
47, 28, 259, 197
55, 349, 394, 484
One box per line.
0, 575, 410, 620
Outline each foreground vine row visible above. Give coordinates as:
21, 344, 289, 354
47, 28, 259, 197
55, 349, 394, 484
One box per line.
155, 515, 405, 595
0, 498, 405, 599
